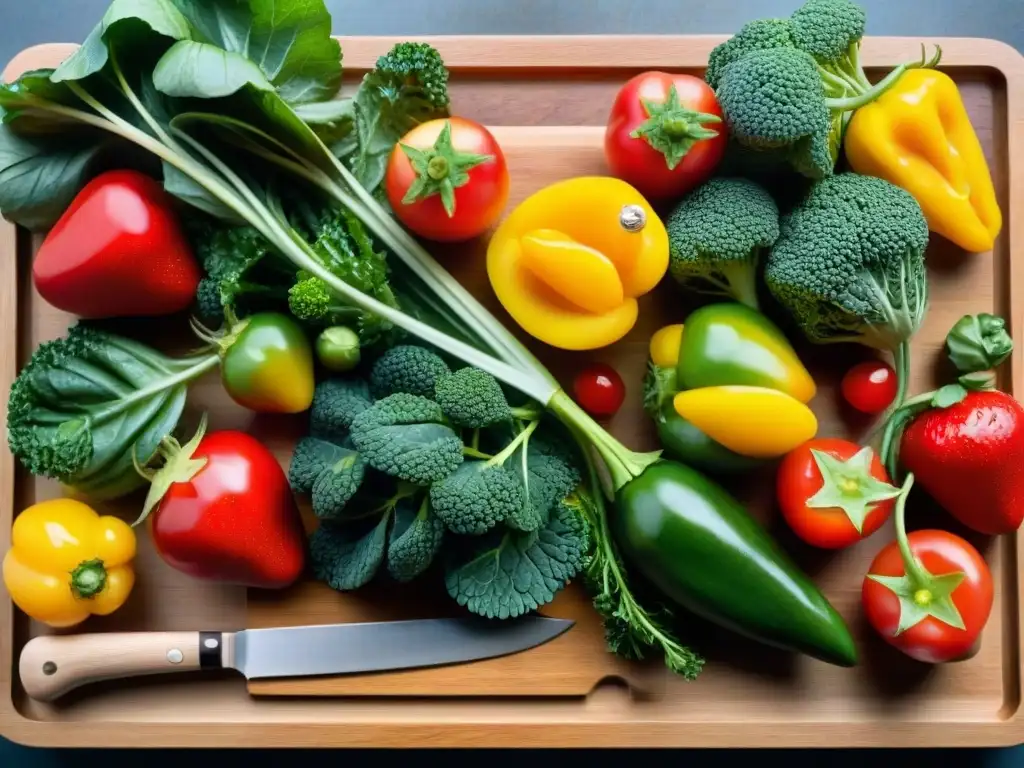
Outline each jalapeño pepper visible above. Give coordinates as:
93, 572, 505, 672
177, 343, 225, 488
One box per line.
614, 461, 857, 666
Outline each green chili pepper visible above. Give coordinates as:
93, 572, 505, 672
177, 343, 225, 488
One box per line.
221, 312, 315, 414
676, 303, 816, 403
614, 461, 857, 667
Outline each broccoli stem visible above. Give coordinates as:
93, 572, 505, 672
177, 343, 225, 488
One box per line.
485, 419, 539, 467
825, 47, 939, 112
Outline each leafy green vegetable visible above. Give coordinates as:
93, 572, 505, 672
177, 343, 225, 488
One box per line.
6, 325, 219, 500
369, 344, 450, 399
309, 377, 373, 438
430, 461, 524, 535
310, 513, 391, 591
387, 496, 446, 582
349, 393, 463, 485
444, 492, 589, 620
288, 436, 366, 519
434, 367, 512, 428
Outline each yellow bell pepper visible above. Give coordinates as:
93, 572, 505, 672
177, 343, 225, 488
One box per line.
487, 177, 669, 350
3, 499, 136, 628
673, 386, 818, 458
650, 323, 684, 368
845, 69, 1002, 253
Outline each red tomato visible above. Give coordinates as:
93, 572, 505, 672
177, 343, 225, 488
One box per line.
862, 529, 993, 663
150, 431, 306, 589
604, 72, 726, 200
386, 117, 510, 242
841, 360, 899, 414
573, 364, 626, 417
777, 438, 896, 549
33, 170, 201, 319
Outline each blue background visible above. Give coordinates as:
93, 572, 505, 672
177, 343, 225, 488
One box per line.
3, 0, 1024, 762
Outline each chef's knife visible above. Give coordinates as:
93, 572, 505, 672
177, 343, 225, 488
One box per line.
19, 615, 574, 701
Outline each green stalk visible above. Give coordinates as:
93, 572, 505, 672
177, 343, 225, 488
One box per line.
486, 419, 539, 467
890, 474, 930, 584
548, 390, 661, 491
91, 353, 220, 423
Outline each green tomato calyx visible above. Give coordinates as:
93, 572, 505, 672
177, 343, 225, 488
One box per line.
866, 473, 967, 635
629, 84, 721, 171
400, 120, 494, 217
131, 413, 210, 528
806, 446, 901, 534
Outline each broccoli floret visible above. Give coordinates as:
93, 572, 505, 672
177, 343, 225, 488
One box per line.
706, 18, 796, 89
288, 436, 367, 519
665, 177, 780, 309
309, 378, 373, 439
764, 173, 928, 404
370, 345, 450, 399
790, 0, 868, 80
387, 496, 446, 582
349, 393, 463, 484
342, 42, 451, 191
434, 368, 511, 428
430, 461, 524, 535
717, 48, 836, 180
195, 277, 227, 327
444, 491, 589, 620
371, 42, 450, 113
711, 1, 939, 180
309, 515, 391, 591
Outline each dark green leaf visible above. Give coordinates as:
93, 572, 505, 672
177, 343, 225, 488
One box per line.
163, 162, 242, 221
387, 497, 445, 582
168, 0, 342, 105
0, 127, 105, 230
309, 514, 390, 591
51, 0, 192, 83
154, 40, 272, 98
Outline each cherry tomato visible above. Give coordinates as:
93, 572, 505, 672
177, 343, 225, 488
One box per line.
604, 72, 726, 200
777, 438, 896, 549
841, 360, 898, 414
573, 364, 626, 417
863, 529, 993, 663
386, 117, 510, 242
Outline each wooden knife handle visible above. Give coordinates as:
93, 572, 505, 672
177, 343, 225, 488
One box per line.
19, 630, 227, 701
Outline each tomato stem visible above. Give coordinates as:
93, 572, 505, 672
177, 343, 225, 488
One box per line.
892, 473, 930, 585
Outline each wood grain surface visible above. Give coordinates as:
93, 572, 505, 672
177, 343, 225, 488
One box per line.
1, 35, 1023, 748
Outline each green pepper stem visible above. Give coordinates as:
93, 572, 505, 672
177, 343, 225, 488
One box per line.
70, 559, 108, 599
892, 473, 930, 585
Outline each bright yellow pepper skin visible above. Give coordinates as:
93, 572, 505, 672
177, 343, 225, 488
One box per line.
673, 386, 818, 459
487, 177, 669, 350
845, 69, 1002, 253
3, 499, 136, 628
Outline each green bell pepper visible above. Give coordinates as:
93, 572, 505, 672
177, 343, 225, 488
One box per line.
676, 303, 816, 403
655, 400, 762, 473
614, 461, 857, 667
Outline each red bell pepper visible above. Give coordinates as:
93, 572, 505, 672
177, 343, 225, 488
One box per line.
33, 170, 201, 319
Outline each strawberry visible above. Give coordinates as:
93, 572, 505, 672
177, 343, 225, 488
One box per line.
899, 389, 1024, 535
32, 170, 201, 319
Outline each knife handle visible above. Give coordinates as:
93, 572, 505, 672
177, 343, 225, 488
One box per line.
20, 630, 228, 701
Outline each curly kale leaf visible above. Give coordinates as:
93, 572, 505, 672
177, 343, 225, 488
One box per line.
288, 436, 366, 520
309, 377, 373, 440
349, 393, 463, 484
434, 367, 511, 428
444, 493, 589, 619
309, 514, 391, 591
429, 461, 524, 535
370, 344, 450, 399
387, 496, 445, 582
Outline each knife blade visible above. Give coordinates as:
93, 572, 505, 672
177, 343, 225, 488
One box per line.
19, 615, 574, 702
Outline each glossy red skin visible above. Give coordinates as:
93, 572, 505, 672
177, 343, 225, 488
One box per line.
604, 72, 726, 200
151, 431, 306, 589
386, 117, 510, 242
573, 364, 626, 417
841, 360, 898, 414
862, 530, 993, 663
901, 390, 1024, 535
33, 170, 201, 319
777, 438, 895, 549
